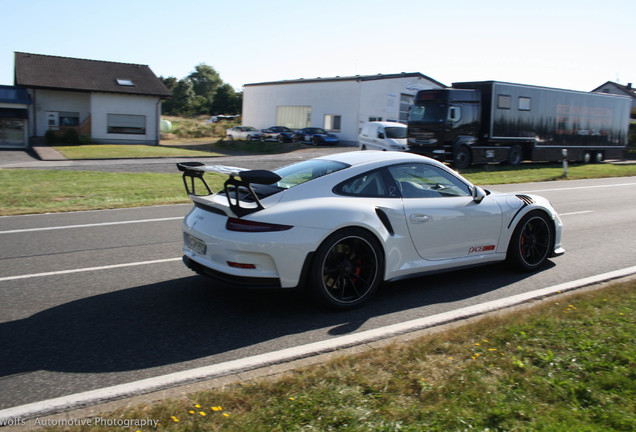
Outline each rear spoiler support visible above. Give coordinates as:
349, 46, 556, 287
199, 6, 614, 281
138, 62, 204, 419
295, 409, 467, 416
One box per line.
177, 162, 282, 218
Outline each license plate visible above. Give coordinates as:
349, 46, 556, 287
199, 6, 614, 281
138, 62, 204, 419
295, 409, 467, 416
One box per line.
186, 234, 207, 255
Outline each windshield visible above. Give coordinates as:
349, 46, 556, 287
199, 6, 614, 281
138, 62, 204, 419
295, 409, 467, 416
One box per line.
409, 103, 447, 123
307, 128, 327, 134
384, 127, 407, 139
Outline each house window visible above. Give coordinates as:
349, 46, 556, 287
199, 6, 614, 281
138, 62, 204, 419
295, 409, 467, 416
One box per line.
116, 79, 134, 86
59, 112, 80, 127
276, 106, 311, 129
497, 95, 511, 109
107, 114, 146, 134
324, 114, 341, 131
518, 97, 531, 111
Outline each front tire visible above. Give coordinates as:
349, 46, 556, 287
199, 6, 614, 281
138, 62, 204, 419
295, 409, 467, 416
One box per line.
507, 211, 553, 271
309, 228, 384, 309
454, 146, 472, 169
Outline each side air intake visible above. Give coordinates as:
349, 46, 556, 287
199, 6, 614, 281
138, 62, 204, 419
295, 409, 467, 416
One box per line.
516, 194, 535, 205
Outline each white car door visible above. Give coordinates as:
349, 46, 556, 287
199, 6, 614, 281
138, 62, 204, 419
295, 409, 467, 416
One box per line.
388, 163, 502, 261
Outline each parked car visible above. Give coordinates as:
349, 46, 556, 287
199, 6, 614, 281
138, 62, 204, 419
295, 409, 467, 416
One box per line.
359, 121, 408, 151
260, 126, 295, 142
292, 127, 339, 145
226, 126, 261, 141
177, 151, 564, 309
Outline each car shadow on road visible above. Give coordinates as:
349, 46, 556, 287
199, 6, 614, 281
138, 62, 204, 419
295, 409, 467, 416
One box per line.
0, 262, 552, 377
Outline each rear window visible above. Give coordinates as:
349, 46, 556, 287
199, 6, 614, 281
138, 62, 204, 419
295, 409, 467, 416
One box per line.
274, 159, 349, 189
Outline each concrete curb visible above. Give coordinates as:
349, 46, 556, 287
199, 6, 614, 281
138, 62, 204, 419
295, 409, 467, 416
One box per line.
1, 265, 635, 423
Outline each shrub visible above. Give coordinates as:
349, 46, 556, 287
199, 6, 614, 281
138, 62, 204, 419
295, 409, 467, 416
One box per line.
44, 130, 57, 145
62, 128, 80, 145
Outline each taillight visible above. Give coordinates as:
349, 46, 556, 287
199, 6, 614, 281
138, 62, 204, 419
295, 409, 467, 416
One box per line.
226, 217, 293, 232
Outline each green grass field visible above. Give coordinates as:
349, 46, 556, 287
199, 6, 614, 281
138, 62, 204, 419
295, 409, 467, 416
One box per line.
1, 162, 634, 216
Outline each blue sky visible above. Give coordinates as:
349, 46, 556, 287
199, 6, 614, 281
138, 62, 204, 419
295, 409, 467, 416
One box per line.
2, 0, 634, 92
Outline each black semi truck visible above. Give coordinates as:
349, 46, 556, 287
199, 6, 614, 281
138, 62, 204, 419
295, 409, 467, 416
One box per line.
407, 81, 631, 168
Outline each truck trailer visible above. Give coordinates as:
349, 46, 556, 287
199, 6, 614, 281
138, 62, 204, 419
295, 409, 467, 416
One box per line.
407, 81, 631, 168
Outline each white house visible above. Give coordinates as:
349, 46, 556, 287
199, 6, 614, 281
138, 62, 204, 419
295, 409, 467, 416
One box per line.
14, 52, 171, 145
592, 81, 636, 120
243, 72, 446, 145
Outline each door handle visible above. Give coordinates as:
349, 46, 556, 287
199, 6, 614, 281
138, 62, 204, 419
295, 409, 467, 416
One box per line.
409, 214, 430, 224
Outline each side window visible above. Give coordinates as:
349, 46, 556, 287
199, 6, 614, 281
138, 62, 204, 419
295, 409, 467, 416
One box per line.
335, 169, 398, 198
388, 164, 471, 198
497, 95, 511, 109
448, 106, 461, 122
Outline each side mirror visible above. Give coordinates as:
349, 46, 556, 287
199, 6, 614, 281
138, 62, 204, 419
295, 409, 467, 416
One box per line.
377, 132, 385, 139
472, 186, 486, 203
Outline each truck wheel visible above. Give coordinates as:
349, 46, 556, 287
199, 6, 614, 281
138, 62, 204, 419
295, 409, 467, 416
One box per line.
454, 146, 472, 169
508, 145, 522, 166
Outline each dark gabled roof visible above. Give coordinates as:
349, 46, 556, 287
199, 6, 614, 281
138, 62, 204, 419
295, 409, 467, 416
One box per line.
245, 72, 447, 88
591, 81, 636, 99
14, 52, 171, 97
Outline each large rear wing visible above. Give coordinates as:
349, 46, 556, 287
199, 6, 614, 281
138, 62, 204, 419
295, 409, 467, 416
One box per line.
177, 162, 282, 217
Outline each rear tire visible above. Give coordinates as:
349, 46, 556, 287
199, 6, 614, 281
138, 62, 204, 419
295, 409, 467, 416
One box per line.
309, 228, 384, 309
507, 211, 553, 271
507, 145, 522, 166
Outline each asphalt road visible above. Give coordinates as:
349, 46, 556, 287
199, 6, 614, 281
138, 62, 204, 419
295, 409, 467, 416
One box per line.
0, 170, 635, 410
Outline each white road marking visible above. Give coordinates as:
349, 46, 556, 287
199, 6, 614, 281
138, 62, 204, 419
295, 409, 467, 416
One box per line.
0, 217, 183, 235
523, 182, 636, 193
0, 258, 182, 282
1, 265, 635, 421
559, 210, 594, 216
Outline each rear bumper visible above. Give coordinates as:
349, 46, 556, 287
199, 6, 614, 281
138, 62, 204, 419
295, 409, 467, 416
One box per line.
183, 255, 282, 288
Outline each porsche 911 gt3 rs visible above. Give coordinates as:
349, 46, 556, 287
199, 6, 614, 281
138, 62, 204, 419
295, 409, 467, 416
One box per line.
178, 151, 564, 309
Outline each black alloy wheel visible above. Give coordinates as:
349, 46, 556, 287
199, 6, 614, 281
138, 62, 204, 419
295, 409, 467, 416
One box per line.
508, 211, 553, 271
310, 228, 384, 309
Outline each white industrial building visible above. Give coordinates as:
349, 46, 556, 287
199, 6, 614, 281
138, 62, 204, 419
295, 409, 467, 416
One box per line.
243, 72, 446, 145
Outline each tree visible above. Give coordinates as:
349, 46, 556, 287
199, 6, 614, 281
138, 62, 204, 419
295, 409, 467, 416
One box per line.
188, 64, 222, 112
159, 76, 179, 115
160, 64, 241, 116
209, 83, 242, 115
170, 79, 197, 116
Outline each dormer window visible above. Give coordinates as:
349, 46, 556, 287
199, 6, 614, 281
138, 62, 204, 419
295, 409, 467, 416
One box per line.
116, 79, 134, 86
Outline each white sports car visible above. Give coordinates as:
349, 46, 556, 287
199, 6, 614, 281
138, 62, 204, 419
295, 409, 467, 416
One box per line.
178, 151, 564, 308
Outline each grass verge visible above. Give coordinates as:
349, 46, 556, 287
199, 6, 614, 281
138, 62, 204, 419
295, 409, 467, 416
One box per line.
459, 162, 636, 185
53, 144, 224, 159
0, 170, 225, 216
1, 163, 635, 216
53, 140, 305, 159
32, 280, 635, 431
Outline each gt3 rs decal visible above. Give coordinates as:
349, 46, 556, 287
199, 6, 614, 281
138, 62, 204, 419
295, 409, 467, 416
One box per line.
468, 245, 496, 254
